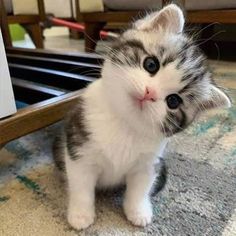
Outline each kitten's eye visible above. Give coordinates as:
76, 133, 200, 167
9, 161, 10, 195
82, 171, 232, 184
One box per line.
166, 94, 182, 109
143, 57, 160, 74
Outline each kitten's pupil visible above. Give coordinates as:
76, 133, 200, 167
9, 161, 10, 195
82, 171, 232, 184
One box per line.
143, 57, 160, 74
166, 94, 182, 109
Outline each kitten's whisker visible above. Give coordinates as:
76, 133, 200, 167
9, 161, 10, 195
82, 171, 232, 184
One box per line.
76, 69, 101, 76
148, 106, 160, 136
187, 22, 221, 41
107, 68, 143, 96
148, 106, 166, 138
188, 96, 203, 112
166, 116, 184, 131
159, 120, 166, 138
108, 61, 145, 95
148, 109, 156, 136
79, 72, 101, 77
106, 45, 140, 68
190, 95, 208, 113
195, 30, 225, 48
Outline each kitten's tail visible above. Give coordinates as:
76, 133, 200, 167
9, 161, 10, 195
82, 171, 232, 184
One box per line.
151, 158, 168, 196
52, 131, 66, 172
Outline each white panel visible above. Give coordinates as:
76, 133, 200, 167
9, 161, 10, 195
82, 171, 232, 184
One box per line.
12, 0, 73, 17
0, 30, 17, 119
45, 0, 72, 17
12, 0, 38, 15
79, 0, 104, 13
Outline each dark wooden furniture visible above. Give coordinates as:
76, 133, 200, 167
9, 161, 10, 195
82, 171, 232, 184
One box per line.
0, 0, 45, 48
77, 0, 236, 52
0, 0, 12, 47
0, 48, 102, 146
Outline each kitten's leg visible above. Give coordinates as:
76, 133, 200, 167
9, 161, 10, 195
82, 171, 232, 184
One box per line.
66, 157, 98, 230
124, 166, 155, 227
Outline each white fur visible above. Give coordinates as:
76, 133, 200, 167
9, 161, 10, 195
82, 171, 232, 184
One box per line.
65, 79, 167, 230
208, 85, 231, 108
135, 4, 185, 34
64, 4, 231, 231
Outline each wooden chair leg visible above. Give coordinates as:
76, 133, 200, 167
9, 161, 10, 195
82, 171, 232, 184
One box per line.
0, 0, 12, 47
0, 143, 6, 150
84, 22, 106, 53
69, 29, 84, 40
23, 23, 44, 48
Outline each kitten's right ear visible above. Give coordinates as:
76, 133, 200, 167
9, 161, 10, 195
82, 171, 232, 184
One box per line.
134, 4, 185, 34
201, 85, 231, 111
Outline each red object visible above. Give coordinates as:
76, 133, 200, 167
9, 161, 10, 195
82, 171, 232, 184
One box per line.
50, 17, 118, 39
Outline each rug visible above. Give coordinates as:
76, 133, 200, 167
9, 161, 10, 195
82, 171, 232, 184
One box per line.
0, 60, 236, 236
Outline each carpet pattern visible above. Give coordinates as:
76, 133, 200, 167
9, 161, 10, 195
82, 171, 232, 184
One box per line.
0, 60, 236, 236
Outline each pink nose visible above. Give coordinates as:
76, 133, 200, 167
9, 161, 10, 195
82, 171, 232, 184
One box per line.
143, 86, 157, 102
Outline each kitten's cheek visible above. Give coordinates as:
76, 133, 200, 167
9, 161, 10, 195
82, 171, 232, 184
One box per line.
129, 95, 143, 110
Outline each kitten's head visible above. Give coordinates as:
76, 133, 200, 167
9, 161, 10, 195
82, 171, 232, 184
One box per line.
102, 4, 231, 137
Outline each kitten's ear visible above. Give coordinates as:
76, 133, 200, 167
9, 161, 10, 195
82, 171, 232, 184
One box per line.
134, 4, 184, 34
201, 85, 231, 111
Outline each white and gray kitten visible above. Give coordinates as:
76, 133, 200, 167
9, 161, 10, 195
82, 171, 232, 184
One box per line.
53, 4, 231, 230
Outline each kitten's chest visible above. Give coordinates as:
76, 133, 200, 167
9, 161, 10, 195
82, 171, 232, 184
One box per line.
91, 117, 159, 185
96, 135, 152, 186
93, 115, 157, 158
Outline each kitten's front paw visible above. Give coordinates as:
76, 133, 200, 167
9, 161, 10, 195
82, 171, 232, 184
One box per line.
68, 210, 95, 230
124, 200, 153, 227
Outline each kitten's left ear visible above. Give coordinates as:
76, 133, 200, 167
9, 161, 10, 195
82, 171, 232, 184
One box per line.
134, 4, 184, 34
202, 85, 231, 110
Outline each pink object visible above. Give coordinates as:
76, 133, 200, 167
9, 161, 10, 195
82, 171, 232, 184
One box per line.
50, 17, 118, 39
137, 87, 157, 110
143, 86, 157, 102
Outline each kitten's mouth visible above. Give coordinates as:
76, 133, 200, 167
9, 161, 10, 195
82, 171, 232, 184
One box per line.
135, 97, 150, 110
135, 96, 157, 110
137, 98, 145, 110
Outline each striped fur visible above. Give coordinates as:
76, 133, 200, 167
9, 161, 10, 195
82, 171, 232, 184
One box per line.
65, 97, 90, 160
52, 4, 231, 230
107, 34, 213, 136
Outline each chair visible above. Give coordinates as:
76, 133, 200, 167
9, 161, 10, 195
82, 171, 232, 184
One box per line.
1, 0, 45, 48
76, 0, 236, 52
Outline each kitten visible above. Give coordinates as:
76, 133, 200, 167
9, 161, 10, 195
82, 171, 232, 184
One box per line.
53, 4, 231, 230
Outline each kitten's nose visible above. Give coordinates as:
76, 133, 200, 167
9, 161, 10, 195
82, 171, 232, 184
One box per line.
144, 86, 157, 102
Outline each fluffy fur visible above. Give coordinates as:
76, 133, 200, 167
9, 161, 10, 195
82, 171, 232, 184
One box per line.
53, 4, 231, 230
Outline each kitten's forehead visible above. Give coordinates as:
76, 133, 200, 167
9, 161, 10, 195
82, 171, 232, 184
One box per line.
114, 28, 204, 78
122, 28, 185, 55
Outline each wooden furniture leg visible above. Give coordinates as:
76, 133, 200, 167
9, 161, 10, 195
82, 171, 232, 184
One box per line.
84, 22, 106, 53
0, 143, 6, 152
23, 23, 44, 48
0, 0, 12, 47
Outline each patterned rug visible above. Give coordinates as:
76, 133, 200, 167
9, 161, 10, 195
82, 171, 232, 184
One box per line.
0, 60, 236, 236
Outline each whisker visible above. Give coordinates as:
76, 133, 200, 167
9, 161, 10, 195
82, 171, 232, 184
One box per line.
166, 115, 184, 131
195, 30, 225, 48
187, 22, 221, 40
